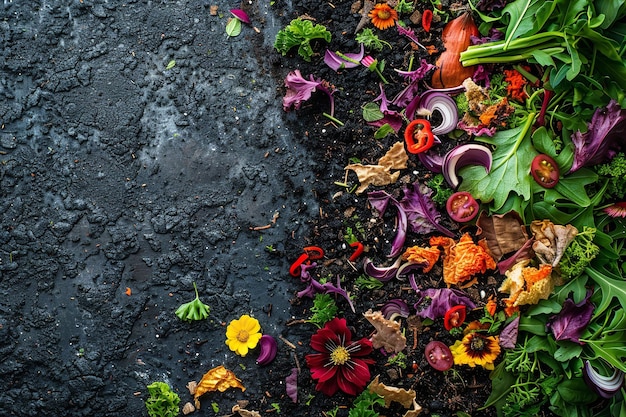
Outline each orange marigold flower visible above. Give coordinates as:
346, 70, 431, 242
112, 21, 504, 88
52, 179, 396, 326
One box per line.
504, 68, 528, 102
430, 233, 497, 287
368, 3, 398, 30
401, 245, 441, 273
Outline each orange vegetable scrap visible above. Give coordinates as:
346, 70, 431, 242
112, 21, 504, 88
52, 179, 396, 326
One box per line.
125, 287, 132, 296
485, 296, 497, 317
401, 245, 440, 273
193, 365, 245, 409
504, 68, 528, 102
368, 3, 398, 30
429, 233, 496, 287
499, 260, 554, 315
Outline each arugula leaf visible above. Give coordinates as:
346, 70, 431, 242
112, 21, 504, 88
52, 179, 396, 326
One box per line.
459, 114, 536, 211
582, 308, 626, 372
586, 265, 626, 316
501, 0, 556, 47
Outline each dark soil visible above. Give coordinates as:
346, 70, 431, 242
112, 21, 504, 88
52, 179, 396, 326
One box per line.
2, 0, 508, 416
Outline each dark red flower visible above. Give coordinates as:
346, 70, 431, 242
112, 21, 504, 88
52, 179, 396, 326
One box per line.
305, 317, 375, 396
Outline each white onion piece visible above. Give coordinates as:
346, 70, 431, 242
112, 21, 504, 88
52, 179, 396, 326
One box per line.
443, 144, 493, 188
419, 92, 459, 135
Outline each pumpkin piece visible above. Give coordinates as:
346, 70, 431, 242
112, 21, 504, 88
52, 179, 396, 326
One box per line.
430, 12, 479, 88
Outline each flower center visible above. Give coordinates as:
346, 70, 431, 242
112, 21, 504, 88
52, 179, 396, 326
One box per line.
330, 346, 350, 365
469, 335, 486, 351
377, 10, 391, 19
236, 330, 250, 343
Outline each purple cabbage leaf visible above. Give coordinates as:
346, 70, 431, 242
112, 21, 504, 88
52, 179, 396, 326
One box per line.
414, 288, 476, 320
546, 290, 594, 345
400, 183, 455, 237
283, 70, 337, 116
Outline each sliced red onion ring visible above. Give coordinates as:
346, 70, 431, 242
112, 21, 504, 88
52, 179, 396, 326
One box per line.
363, 257, 403, 281
381, 299, 410, 320
443, 143, 493, 188
583, 360, 625, 399
418, 92, 459, 135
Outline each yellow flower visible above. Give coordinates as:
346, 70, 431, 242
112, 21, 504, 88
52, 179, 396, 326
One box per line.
225, 315, 262, 357
450, 332, 500, 370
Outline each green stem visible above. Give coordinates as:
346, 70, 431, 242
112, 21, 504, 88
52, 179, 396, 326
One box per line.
462, 47, 564, 67
462, 32, 566, 60
323, 112, 345, 126
493, 112, 536, 172
335, 51, 361, 66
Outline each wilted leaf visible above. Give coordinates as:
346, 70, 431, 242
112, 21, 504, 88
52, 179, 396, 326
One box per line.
368, 375, 423, 417
345, 142, 407, 194
194, 365, 245, 409
476, 211, 529, 261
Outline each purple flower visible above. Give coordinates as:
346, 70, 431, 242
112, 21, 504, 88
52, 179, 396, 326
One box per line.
546, 290, 594, 344
570, 100, 626, 172
282, 70, 336, 116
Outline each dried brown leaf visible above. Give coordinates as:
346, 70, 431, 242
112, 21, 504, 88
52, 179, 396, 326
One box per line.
345, 142, 407, 194
476, 211, 529, 261
530, 220, 578, 266
194, 365, 245, 409
368, 375, 423, 416
364, 310, 407, 353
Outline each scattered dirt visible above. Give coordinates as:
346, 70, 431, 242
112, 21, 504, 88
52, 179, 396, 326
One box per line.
2, 0, 504, 416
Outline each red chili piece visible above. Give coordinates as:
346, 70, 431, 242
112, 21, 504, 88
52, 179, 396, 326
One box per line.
444, 305, 467, 331
289, 253, 310, 277
348, 242, 364, 262
422, 9, 433, 32
404, 119, 435, 154
303, 246, 325, 261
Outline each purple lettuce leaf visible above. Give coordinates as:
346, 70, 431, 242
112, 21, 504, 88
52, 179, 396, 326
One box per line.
414, 288, 476, 320
296, 263, 355, 312
499, 315, 520, 349
546, 290, 594, 345
367, 84, 403, 132
394, 59, 436, 83
283, 70, 337, 116
368, 190, 408, 258
396, 24, 425, 50
324, 44, 365, 72
570, 100, 626, 172
285, 368, 298, 403
400, 183, 455, 237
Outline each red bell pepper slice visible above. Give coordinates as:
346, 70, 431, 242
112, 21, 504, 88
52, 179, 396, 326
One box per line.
404, 119, 435, 154
444, 305, 466, 331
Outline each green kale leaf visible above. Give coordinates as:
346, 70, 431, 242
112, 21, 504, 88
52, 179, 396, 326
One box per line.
145, 382, 180, 417
274, 18, 331, 62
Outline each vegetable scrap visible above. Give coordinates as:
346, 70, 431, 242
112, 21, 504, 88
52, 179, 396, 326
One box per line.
364, 309, 407, 354
175, 282, 210, 321
145, 381, 180, 417
430, 232, 496, 287
499, 259, 554, 313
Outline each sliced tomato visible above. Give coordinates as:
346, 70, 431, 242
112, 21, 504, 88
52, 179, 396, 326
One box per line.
530, 154, 559, 188
425, 341, 453, 371
446, 191, 479, 222
443, 305, 466, 331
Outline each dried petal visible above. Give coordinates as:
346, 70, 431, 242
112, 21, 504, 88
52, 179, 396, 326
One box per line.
364, 310, 407, 354
194, 365, 245, 409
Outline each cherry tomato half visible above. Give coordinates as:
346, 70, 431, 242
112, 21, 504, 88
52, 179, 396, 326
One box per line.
446, 191, 479, 223
530, 154, 559, 188
425, 341, 453, 371
443, 305, 467, 331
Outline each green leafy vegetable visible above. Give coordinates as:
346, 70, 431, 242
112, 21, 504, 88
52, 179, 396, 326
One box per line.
596, 152, 626, 199
559, 226, 599, 280
362, 102, 384, 122
459, 113, 536, 211
145, 382, 180, 417
226, 18, 242, 37
274, 18, 331, 61
356, 28, 392, 51
307, 293, 338, 328
348, 389, 385, 417
175, 282, 210, 321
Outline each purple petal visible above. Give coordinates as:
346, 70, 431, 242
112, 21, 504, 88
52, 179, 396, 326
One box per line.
230, 9, 251, 24
546, 290, 594, 344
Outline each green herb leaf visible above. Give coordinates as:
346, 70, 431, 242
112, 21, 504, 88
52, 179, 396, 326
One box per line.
374, 123, 395, 139
226, 18, 242, 37
459, 114, 536, 211
165, 60, 176, 70
175, 282, 210, 321
274, 18, 331, 61
362, 102, 384, 122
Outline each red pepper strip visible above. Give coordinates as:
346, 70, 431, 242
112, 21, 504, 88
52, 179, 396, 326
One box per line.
404, 119, 435, 154
289, 253, 310, 277
443, 305, 467, 331
422, 9, 433, 32
348, 242, 364, 262
303, 246, 325, 261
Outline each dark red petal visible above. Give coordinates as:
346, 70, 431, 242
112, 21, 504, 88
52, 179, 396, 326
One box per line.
316, 378, 339, 396
349, 338, 374, 357
310, 328, 337, 352
325, 317, 352, 343
305, 353, 328, 370
342, 359, 372, 385
311, 364, 338, 383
